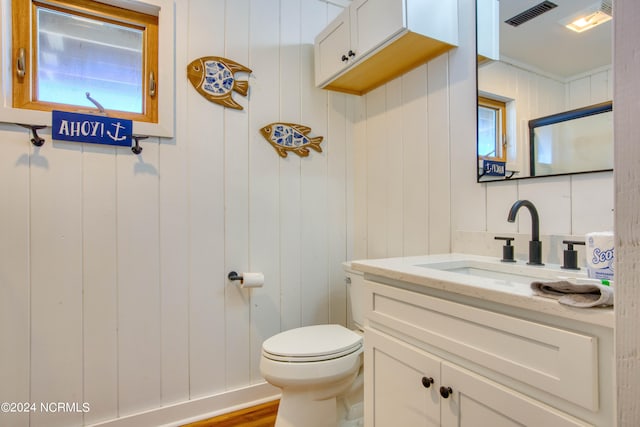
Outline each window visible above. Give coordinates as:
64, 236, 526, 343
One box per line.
478, 96, 507, 162
12, 0, 158, 123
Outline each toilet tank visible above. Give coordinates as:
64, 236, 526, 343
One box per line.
344, 264, 365, 331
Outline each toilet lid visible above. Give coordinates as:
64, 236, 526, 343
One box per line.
262, 324, 362, 362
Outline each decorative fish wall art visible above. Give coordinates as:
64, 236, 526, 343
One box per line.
260, 123, 324, 158
187, 56, 251, 110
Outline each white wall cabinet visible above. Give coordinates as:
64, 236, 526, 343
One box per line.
314, 0, 458, 95
477, 0, 499, 61
315, 8, 352, 90
363, 280, 613, 426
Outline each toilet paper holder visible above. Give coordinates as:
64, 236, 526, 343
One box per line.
228, 271, 243, 282
227, 271, 264, 288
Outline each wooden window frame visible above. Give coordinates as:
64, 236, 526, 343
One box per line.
12, 0, 159, 123
478, 96, 507, 162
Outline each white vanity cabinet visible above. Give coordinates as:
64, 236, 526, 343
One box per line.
367, 330, 592, 426
314, 0, 458, 95
366, 329, 442, 426
440, 363, 591, 426
363, 279, 613, 427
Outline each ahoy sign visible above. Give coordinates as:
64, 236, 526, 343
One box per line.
483, 160, 506, 177
52, 111, 132, 147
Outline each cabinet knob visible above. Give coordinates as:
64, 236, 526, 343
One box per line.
348, 49, 356, 58
421, 376, 434, 388
439, 386, 453, 399
341, 54, 349, 62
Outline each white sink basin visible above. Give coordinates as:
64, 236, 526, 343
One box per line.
415, 259, 584, 287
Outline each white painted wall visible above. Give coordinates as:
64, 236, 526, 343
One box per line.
479, 60, 612, 176
479, 60, 565, 174
351, 0, 614, 265
462, 60, 615, 264
351, 55, 454, 260
0, 1, 354, 426
350, 0, 478, 261
1, 0, 629, 425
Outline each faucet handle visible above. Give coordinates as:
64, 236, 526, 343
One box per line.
562, 240, 585, 250
561, 240, 585, 270
495, 236, 516, 263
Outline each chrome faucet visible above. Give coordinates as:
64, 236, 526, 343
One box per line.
507, 200, 543, 265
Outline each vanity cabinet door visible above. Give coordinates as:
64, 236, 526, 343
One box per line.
365, 329, 440, 427
440, 362, 592, 427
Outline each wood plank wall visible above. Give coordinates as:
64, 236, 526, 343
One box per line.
352, 55, 453, 260
0, 0, 626, 426
614, 0, 640, 423
347, 0, 613, 263
0, 1, 352, 426
447, 0, 614, 259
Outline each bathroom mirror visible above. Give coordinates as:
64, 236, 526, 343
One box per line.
476, 0, 613, 182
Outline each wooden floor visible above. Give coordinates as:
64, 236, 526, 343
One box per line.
182, 400, 279, 427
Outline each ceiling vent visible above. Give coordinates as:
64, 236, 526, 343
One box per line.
505, 1, 558, 27
600, 0, 613, 17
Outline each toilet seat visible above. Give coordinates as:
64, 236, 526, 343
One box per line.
262, 324, 362, 363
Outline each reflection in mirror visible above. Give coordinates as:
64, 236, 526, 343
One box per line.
476, 0, 613, 182
530, 101, 612, 176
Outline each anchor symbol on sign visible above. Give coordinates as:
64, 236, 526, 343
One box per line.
107, 122, 127, 142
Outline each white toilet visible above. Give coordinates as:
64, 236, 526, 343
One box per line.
260, 268, 365, 427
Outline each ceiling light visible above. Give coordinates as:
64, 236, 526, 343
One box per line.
565, 10, 611, 32
561, 1, 612, 33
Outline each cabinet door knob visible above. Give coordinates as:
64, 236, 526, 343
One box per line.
439, 386, 453, 398
348, 49, 356, 57
341, 54, 349, 62
421, 376, 434, 388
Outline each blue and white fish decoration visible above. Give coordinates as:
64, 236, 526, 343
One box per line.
187, 56, 251, 110
260, 123, 324, 158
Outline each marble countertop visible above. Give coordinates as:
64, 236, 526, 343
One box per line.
350, 253, 614, 328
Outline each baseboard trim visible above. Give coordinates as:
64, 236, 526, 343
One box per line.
87, 383, 280, 427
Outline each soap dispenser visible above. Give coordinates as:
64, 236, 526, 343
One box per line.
561, 240, 585, 270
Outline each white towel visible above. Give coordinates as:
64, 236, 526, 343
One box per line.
530, 280, 614, 307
